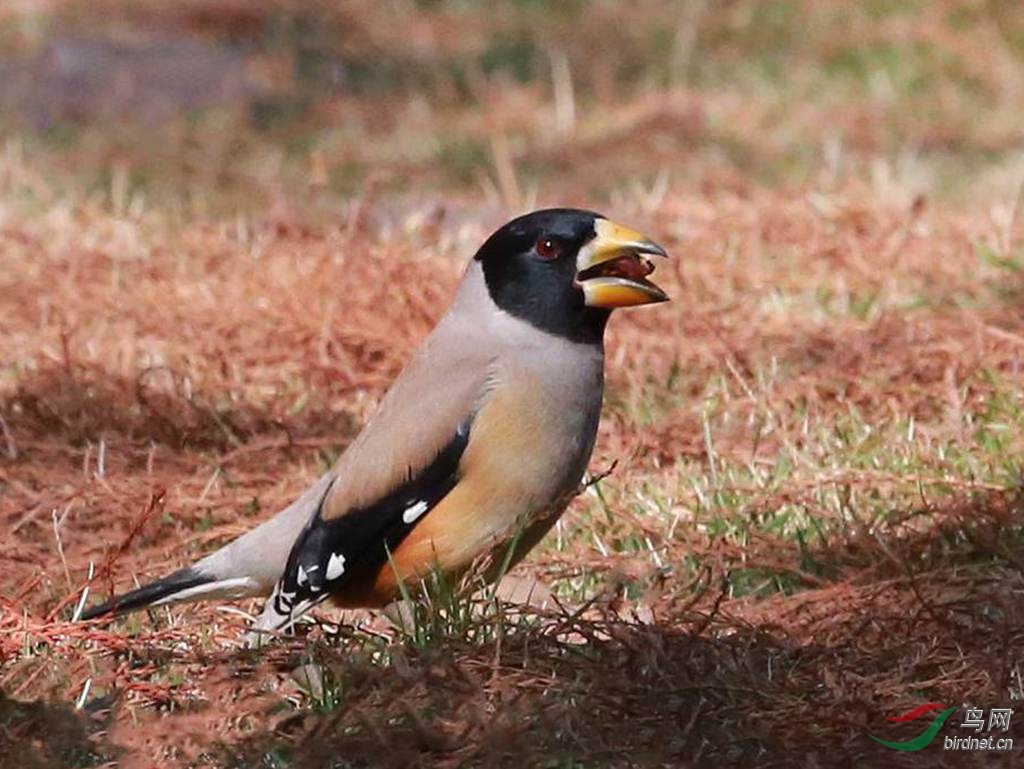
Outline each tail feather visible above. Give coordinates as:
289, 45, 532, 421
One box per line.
80, 568, 260, 620
78, 472, 334, 623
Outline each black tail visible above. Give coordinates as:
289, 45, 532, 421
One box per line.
79, 567, 211, 620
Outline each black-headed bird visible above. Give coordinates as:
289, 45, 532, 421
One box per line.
80, 208, 670, 635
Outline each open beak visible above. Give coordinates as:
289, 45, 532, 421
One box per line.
576, 218, 670, 308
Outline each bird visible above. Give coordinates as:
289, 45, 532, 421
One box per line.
79, 208, 670, 636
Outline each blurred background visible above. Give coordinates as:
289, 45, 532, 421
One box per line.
4, 3, 1024, 767
2, 0, 1024, 216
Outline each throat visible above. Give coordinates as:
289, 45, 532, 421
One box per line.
503, 299, 609, 344
483, 277, 610, 344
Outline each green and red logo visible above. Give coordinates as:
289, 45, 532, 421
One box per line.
870, 703, 957, 751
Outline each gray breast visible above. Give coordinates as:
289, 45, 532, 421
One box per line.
459, 261, 606, 499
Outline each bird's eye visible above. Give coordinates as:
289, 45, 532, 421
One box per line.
535, 238, 560, 260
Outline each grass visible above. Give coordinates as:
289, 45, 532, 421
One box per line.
2, 0, 1024, 767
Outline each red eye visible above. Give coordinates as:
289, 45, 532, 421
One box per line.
535, 237, 559, 260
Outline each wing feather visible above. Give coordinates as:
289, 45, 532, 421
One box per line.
258, 419, 472, 630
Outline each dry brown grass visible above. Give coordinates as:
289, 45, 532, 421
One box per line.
3, 1, 1024, 767
2, 176, 1024, 767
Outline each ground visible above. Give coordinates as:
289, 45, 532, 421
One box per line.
2, 1, 1024, 767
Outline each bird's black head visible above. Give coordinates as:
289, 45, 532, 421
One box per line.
475, 208, 670, 344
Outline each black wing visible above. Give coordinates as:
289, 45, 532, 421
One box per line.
263, 419, 471, 628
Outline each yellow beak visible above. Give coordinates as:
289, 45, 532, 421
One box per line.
576, 218, 670, 308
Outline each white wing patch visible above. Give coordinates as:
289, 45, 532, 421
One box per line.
402, 499, 430, 524
326, 552, 347, 580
